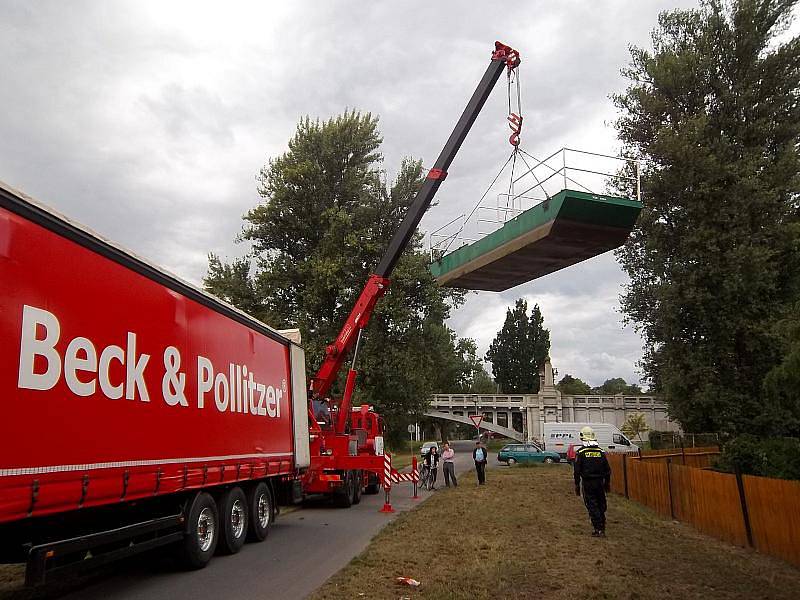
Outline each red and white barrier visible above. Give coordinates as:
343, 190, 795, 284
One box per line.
380, 452, 394, 513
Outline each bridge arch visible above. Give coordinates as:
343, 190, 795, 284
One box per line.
424, 410, 525, 441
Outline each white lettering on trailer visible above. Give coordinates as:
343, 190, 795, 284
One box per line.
17, 306, 283, 418
195, 355, 281, 418
98, 344, 124, 399
214, 372, 229, 411
18, 305, 152, 401
162, 346, 188, 407
64, 337, 97, 397
196, 356, 213, 408
242, 365, 249, 414
17, 305, 62, 391
256, 382, 267, 416
124, 332, 150, 402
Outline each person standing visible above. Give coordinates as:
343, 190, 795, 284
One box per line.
424, 445, 440, 490
473, 440, 488, 485
441, 443, 457, 487
573, 426, 611, 537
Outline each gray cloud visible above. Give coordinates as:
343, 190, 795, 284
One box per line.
1, 0, 706, 388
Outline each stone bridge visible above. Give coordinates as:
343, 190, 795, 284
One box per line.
427, 359, 678, 443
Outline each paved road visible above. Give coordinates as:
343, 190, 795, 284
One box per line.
58, 441, 481, 600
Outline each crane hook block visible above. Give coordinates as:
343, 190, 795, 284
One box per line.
427, 168, 447, 181
492, 41, 521, 70
508, 113, 523, 146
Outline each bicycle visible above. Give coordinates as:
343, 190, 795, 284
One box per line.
418, 464, 431, 490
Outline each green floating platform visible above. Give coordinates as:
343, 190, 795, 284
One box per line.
430, 189, 642, 291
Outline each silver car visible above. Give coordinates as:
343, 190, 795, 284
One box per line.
420, 441, 439, 458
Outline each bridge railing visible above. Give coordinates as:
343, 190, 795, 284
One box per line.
430, 393, 663, 408
430, 394, 525, 407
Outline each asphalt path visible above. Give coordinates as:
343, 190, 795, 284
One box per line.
58, 441, 483, 600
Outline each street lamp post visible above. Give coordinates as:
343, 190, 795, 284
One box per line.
474, 395, 480, 440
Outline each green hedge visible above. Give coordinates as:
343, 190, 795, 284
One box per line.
715, 435, 800, 481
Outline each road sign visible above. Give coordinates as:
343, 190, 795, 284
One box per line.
469, 414, 483, 429
407, 424, 415, 433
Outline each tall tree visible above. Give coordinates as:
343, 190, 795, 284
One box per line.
592, 378, 643, 396
485, 299, 550, 393
557, 374, 592, 395
205, 111, 468, 443
614, 0, 800, 434
470, 367, 497, 394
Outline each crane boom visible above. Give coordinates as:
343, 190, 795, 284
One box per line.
310, 41, 520, 407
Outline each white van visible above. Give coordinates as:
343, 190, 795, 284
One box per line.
542, 422, 639, 459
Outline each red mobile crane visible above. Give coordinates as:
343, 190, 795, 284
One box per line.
300, 41, 520, 506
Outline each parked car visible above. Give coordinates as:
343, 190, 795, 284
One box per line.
497, 443, 560, 465
420, 441, 440, 457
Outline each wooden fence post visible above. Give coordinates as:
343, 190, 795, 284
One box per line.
734, 468, 754, 548
622, 453, 629, 499
666, 458, 675, 520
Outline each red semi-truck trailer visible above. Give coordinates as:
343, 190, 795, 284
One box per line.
0, 181, 311, 583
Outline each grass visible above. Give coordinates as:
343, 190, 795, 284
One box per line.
311, 464, 800, 600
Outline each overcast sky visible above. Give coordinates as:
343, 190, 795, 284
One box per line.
1, 0, 709, 388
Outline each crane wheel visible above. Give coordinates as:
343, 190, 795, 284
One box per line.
352, 471, 363, 505
332, 471, 354, 508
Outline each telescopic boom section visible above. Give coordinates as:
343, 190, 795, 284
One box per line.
309, 41, 520, 403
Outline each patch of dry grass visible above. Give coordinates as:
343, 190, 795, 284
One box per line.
311, 465, 800, 600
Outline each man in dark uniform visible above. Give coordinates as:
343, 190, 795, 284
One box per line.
573, 426, 611, 536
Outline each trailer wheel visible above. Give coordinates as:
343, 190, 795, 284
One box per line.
178, 492, 219, 569
352, 471, 363, 505
332, 472, 353, 508
217, 486, 248, 554
246, 482, 272, 543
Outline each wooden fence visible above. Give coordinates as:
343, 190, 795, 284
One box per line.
606, 448, 800, 568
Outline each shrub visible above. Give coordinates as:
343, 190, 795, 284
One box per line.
715, 435, 800, 480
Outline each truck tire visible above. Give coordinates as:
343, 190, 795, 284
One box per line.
352, 471, 363, 505
364, 472, 380, 494
246, 482, 272, 543
178, 492, 219, 569
217, 486, 248, 554
332, 472, 354, 508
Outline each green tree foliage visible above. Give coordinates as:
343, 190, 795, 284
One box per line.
621, 413, 650, 443
592, 378, 643, 395
614, 0, 800, 434
470, 367, 497, 394
556, 374, 592, 395
716, 434, 800, 480
485, 299, 550, 393
205, 111, 473, 443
